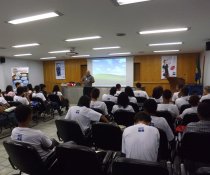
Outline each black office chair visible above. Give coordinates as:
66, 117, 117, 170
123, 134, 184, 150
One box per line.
8, 101, 22, 107
128, 102, 139, 113
104, 101, 115, 114
0, 113, 12, 134
196, 167, 210, 175
31, 97, 47, 114
158, 128, 170, 161
182, 113, 199, 126
4, 96, 14, 102
113, 111, 135, 127
91, 108, 104, 115
3, 140, 56, 175
112, 157, 169, 175
202, 99, 210, 104
180, 104, 191, 114
136, 97, 147, 111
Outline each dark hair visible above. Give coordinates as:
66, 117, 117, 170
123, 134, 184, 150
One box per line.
6, 85, 13, 93
23, 86, 28, 92
34, 85, 40, 93
189, 95, 200, 106
204, 86, 210, 93
162, 89, 172, 100
27, 84, 33, 91
198, 102, 210, 120
91, 88, 100, 99
116, 84, 121, 90
117, 92, 129, 108
152, 86, 163, 99
178, 84, 184, 90
125, 86, 135, 97
40, 84, 46, 91
136, 82, 142, 89
16, 87, 25, 96
181, 86, 189, 96
15, 82, 21, 87
15, 105, 32, 123
110, 87, 117, 96
134, 112, 151, 123
77, 96, 91, 108
53, 85, 60, 94
143, 99, 157, 114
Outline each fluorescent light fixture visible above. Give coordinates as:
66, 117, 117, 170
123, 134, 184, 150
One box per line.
40, 57, 56, 60
14, 53, 32, 57
66, 36, 101, 42
12, 43, 40, 48
8, 12, 60, 24
139, 28, 189, 35
153, 50, 180, 53
149, 42, 183, 46
109, 52, 131, 55
48, 50, 70, 54
72, 55, 90, 58
93, 46, 120, 50
116, 0, 150, 5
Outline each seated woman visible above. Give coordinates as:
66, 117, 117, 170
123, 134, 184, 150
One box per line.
90, 88, 108, 115
151, 86, 163, 104
112, 92, 135, 114
102, 87, 117, 103
14, 87, 30, 105
125, 86, 137, 104
5, 85, 16, 97
32, 85, 46, 102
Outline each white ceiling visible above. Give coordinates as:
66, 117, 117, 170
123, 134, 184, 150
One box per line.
0, 0, 209, 60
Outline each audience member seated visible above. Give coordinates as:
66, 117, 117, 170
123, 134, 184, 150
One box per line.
32, 85, 46, 102
27, 84, 33, 95
40, 84, 48, 99
14, 87, 29, 105
172, 84, 184, 102
11, 105, 58, 163
5, 85, 16, 97
65, 96, 109, 135
90, 88, 108, 116
122, 112, 159, 162
14, 82, 21, 92
151, 86, 163, 103
175, 86, 190, 109
144, 99, 174, 142
112, 92, 135, 114
125, 86, 137, 104
0, 91, 10, 108
157, 89, 179, 118
180, 95, 199, 118
200, 86, 210, 102
102, 87, 117, 103
115, 84, 122, 96
0, 103, 17, 126
133, 82, 149, 99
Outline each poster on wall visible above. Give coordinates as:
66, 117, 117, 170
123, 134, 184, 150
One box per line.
161, 56, 177, 79
12, 67, 29, 87
55, 61, 65, 79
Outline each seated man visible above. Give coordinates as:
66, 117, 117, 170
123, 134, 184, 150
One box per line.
175, 86, 190, 109
122, 112, 159, 162
115, 84, 122, 97
125, 86, 137, 104
157, 89, 179, 118
133, 82, 149, 99
0, 92, 10, 108
200, 86, 210, 102
32, 85, 46, 102
65, 96, 109, 134
144, 99, 174, 142
102, 87, 117, 103
11, 105, 58, 163
14, 87, 30, 105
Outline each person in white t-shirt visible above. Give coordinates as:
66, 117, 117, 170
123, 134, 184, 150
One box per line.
0, 92, 10, 107
172, 84, 184, 103
200, 86, 210, 102
180, 95, 199, 118
11, 105, 58, 163
125, 86, 137, 104
90, 88, 108, 115
14, 87, 29, 105
65, 96, 109, 134
112, 92, 134, 114
102, 87, 118, 103
157, 89, 179, 118
122, 112, 160, 162
115, 84, 122, 97
175, 86, 190, 109
134, 82, 149, 99
32, 85, 46, 101
151, 86, 164, 104
144, 99, 174, 142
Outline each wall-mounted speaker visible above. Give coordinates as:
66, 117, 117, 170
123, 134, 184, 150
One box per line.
0, 56, 5, 64
206, 42, 210, 51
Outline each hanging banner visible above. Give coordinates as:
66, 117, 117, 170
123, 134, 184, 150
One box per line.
55, 61, 65, 79
12, 67, 29, 87
161, 56, 177, 79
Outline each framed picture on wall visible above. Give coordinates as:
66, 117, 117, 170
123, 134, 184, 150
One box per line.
55, 61, 65, 79
11, 67, 29, 88
161, 56, 177, 79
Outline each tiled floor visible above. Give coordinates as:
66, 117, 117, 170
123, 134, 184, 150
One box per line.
0, 115, 62, 175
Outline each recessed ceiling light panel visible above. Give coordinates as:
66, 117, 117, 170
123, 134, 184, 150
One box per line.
93, 46, 120, 50
13, 43, 40, 48
109, 52, 131, 55
114, 0, 150, 5
72, 55, 90, 58
48, 50, 70, 54
40, 57, 56, 60
153, 50, 180, 53
66, 36, 101, 42
14, 53, 32, 57
149, 42, 183, 46
139, 28, 189, 35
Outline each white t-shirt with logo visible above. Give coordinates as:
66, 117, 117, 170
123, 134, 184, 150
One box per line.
157, 104, 179, 118
172, 92, 179, 102
111, 105, 135, 114
32, 92, 46, 101
175, 96, 189, 109
11, 127, 53, 161
14, 95, 29, 105
180, 106, 198, 118
102, 94, 117, 103
200, 94, 210, 102
134, 90, 149, 99
65, 106, 101, 133
129, 97, 137, 104
0, 96, 8, 104
122, 123, 160, 162
90, 100, 108, 115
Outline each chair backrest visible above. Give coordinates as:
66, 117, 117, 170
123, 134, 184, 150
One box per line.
55, 119, 86, 145
104, 101, 115, 114
202, 99, 210, 104
91, 108, 104, 114
136, 97, 147, 104
113, 111, 135, 127
92, 122, 122, 151
180, 104, 191, 114
158, 128, 170, 161
181, 132, 210, 163
8, 101, 22, 107
56, 143, 101, 175
128, 102, 139, 113
182, 113, 199, 126
112, 157, 169, 175
4, 96, 14, 102
48, 94, 61, 105
31, 97, 46, 112
3, 140, 47, 175
196, 167, 210, 175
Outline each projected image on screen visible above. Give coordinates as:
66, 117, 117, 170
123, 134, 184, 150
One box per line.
92, 58, 126, 86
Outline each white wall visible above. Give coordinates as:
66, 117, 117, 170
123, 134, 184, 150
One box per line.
0, 58, 44, 90
203, 51, 210, 86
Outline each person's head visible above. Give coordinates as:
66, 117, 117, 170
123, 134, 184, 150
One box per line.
110, 87, 117, 96
27, 84, 33, 91
152, 86, 163, 99
162, 89, 172, 102
134, 112, 151, 125
86, 70, 90, 76
125, 86, 135, 97
53, 85, 60, 93
176, 84, 184, 92
34, 85, 40, 93
6, 85, 13, 93
15, 105, 32, 126
197, 102, 210, 121
136, 82, 142, 89
204, 86, 210, 95
40, 84, 46, 91
91, 88, 100, 100
77, 95, 91, 108
117, 92, 129, 108
16, 87, 25, 96
180, 86, 189, 97
143, 99, 157, 115
189, 95, 200, 107
116, 84, 121, 91
15, 82, 21, 88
